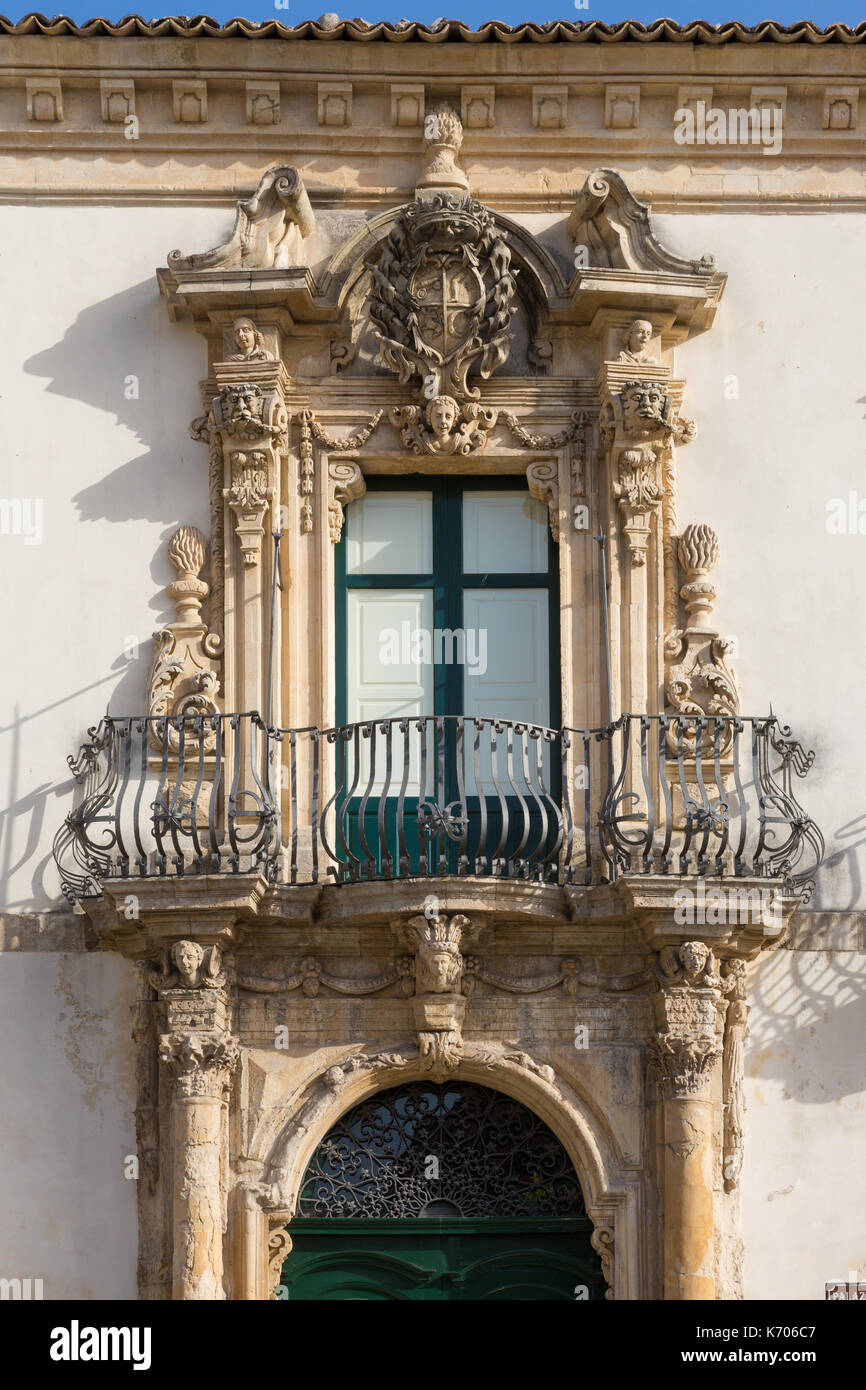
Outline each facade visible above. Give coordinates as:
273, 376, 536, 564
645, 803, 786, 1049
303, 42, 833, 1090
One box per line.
1, 15, 865, 1302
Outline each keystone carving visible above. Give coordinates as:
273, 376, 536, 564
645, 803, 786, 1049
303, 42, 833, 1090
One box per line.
389, 396, 498, 456
145, 525, 221, 750
369, 191, 516, 400
396, 909, 481, 1081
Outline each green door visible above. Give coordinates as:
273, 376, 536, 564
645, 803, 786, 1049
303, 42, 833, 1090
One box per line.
276, 1082, 607, 1302
281, 1218, 605, 1301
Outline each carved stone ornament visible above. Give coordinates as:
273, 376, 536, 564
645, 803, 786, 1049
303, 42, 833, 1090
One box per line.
396, 909, 481, 1081
721, 959, 749, 1191
167, 166, 315, 272
158, 1031, 240, 1096
297, 409, 381, 538
146, 940, 227, 993
590, 1225, 616, 1301
267, 1224, 293, 1300
397, 909, 478, 995
237, 954, 414, 998
617, 318, 655, 365
226, 316, 274, 363
369, 190, 516, 400
568, 168, 717, 277
602, 380, 696, 567
462, 956, 650, 997
145, 526, 221, 750
664, 523, 740, 738
389, 396, 498, 456
655, 940, 722, 991
650, 941, 724, 1100
224, 451, 273, 566
417, 101, 470, 195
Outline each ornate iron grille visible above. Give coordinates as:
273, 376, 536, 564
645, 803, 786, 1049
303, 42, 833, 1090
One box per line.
297, 1082, 586, 1219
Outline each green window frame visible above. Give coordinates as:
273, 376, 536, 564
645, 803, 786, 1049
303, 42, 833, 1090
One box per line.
335, 474, 560, 730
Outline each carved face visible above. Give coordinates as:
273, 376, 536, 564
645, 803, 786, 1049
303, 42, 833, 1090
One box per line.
621, 383, 666, 435
233, 318, 257, 356
625, 319, 653, 354
417, 942, 461, 994
427, 395, 458, 439
680, 941, 709, 981
172, 939, 203, 985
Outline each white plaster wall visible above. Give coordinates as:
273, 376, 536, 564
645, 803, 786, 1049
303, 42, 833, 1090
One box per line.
0, 952, 139, 1299
0, 204, 227, 914
658, 212, 866, 914
741, 947, 866, 1299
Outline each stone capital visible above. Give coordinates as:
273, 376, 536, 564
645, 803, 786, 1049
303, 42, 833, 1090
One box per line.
159, 1030, 240, 1097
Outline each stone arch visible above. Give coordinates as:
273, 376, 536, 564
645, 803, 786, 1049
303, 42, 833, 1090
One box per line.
251, 1045, 645, 1299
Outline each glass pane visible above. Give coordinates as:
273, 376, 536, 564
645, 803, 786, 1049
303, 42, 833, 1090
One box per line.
346, 492, 433, 575
462, 491, 548, 574
463, 588, 550, 793
347, 589, 434, 793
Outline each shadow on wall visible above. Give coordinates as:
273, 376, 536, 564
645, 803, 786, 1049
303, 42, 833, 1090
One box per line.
747, 944, 866, 1105
24, 278, 204, 525
1, 280, 206, 911
813, 812, 866, 911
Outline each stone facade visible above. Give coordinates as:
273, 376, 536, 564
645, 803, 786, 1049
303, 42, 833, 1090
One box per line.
1, 19, 865, 1302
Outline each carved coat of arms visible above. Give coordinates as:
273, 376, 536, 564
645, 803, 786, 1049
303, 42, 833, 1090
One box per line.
369, 193, 517, 401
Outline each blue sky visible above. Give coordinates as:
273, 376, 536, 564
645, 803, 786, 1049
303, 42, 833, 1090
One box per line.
1, 4, 863, 31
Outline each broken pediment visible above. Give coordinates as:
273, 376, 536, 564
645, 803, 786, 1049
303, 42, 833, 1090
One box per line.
568, 168, 716, 277
167, 165, 316, 274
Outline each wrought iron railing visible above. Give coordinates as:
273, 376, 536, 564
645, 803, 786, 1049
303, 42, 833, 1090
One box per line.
53, 712, 823, 903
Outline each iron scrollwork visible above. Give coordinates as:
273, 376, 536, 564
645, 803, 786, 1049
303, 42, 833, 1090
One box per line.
297, 1081, 587, 1219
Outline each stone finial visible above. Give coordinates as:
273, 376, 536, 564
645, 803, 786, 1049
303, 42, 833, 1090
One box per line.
417, 101, 469, 195
166, 525, 209, 626
677, 523, 719, 631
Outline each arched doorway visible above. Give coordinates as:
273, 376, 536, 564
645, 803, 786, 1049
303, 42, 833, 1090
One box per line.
278, 1081, 607, 1300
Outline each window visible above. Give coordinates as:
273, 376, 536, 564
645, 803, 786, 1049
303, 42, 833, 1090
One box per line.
332, 477, 561, 878
337, 476, 558, 730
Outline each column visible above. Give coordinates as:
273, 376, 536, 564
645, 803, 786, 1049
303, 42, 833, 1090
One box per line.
649, 941, 723, 1301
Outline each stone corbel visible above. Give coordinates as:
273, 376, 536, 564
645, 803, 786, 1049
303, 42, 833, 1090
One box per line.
599, 372, 695, 567
208, 365, 288, 567
526, 459, 560, 539
650, 940, 724, 1100
267, 1220, 293, 1299
146, 526, 221, 750
664, 523, 740, 734
327, 459, 366, 543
